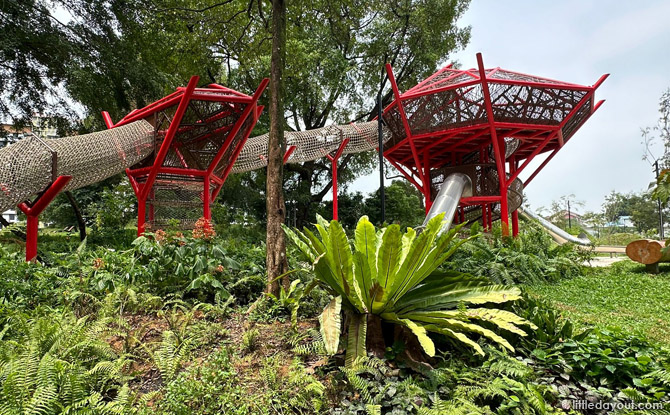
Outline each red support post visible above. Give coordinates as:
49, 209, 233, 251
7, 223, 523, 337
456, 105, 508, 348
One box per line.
477, 53, 509, 236
326, 138, 350, 221
509, 158, 519, 237
17, 176, 72, 262
136, 197, 147, 236
203, 177, 211, 220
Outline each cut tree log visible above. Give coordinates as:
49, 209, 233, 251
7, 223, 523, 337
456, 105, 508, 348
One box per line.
625, 239, 670, 273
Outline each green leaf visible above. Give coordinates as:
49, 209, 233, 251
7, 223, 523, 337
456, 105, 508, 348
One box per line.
424, 324, 484, 356
345, 313, 367, 368
637, 355, 652, 365
319, 296, 342, 355
329, 220, 363, 311
372, 225, 402, 312
399, 319, 435, 357
354, 216, 377, 309
313, 254, 347, 299
282, 225, 317, 262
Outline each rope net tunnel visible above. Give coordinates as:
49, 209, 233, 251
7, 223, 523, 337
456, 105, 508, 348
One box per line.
0, 120, 154, 213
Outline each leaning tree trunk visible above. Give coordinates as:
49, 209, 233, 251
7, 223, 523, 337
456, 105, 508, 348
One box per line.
64, 191, 86, 241
265, 0, 289, 296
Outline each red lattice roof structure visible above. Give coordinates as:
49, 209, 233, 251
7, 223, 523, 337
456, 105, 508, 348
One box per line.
382, 53, 607, 235
105, 76, 268, 232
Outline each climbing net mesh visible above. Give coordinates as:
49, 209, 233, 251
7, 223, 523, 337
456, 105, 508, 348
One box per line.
0, 120, 153, 212
232, 121, 389, 173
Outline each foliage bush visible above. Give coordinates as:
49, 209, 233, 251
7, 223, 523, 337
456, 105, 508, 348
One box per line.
0, 313, 133, 415
285, 215, 535, 365
144, 347, 324, 415
447, 221, 588, 285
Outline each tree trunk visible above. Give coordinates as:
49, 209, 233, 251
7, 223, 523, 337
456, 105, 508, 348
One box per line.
626, 239, 670, 264
265, 0, 289, 296
64, 191, 87, 241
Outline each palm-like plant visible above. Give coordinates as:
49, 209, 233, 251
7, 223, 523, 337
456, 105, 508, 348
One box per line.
283, 214, 535, 366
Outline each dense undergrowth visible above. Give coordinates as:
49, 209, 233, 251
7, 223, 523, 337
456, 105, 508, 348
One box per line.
0, 218, 669, 414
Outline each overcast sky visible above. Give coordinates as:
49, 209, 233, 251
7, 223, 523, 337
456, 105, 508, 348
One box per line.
350, 0, 670, 214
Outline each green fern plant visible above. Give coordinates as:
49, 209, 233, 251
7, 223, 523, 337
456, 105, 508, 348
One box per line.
147, 330, 194, 384
0, 314, 130, 415
284, 214, 536, 366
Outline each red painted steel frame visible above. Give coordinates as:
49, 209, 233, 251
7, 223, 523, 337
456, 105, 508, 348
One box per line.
476, 53, 509, 236
382, 53, 607, 235
18, 176, 72, 261
106, 76, 268, 234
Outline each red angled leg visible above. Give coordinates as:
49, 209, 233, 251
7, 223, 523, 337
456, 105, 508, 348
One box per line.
137, 197, 146, 236
18, 176, 72, 262
203, 178, 211, 220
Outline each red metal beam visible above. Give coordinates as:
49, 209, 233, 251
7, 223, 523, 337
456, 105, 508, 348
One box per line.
115, 93, 183, 127
140, 76, 200, 201
101, 111, 114, 129
477, 53, 509, 235
208, 79, 269, 177
461, 196, 502, 204
284, 145, 297, 163
406, 64, 453, 93
386, 63, 427, 189
212, 102, 266, 200
207, 83, 251, 97
386, 158, 423, 191
18, 176, 72, 261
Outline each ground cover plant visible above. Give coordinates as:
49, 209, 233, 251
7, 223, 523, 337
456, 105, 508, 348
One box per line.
0, 216, 669, 414
528, 260, 670, 346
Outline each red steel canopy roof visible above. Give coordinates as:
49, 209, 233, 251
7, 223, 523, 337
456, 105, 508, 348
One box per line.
382, 53, 608, 190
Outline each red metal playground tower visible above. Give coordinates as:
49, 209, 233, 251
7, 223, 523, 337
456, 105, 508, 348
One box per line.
103, 76, 269, 234
382, 53, 607, 236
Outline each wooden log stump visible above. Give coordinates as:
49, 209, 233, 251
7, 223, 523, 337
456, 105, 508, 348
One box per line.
625, 239, 670, 273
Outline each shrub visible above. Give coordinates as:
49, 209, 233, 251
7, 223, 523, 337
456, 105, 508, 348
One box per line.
284, 215, 535, 366
0, 314, 132, 414
448, 221, 587, 285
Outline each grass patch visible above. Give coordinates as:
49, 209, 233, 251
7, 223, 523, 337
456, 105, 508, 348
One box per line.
527, 260, 670, 345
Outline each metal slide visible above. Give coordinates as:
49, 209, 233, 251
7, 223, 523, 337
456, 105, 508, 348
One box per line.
421, 173, 473, 234
519, 208, 592, 246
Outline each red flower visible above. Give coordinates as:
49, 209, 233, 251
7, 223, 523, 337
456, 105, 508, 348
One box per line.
155, 229, 167, 243
93, 258, 105, 269
192, 217, 216, 240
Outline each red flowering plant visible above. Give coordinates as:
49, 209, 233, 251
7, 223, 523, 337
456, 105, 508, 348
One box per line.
132, 217, 240, 298
192, 217, 216, 240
